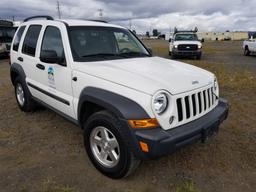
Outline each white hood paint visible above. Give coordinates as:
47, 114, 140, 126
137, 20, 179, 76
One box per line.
173, 40, 202, 47
73, 57, 214, 95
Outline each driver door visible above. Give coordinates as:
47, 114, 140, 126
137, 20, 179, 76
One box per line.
35, 24, 75, 119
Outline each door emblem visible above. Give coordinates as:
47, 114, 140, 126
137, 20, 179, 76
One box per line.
48, 66, 55, 86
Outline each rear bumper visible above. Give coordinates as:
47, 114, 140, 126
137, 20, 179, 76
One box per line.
173, 49, 202, 56
130, 98, 229, 159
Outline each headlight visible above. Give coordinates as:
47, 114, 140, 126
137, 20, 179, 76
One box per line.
174, 45, 178, 49
214, 78, 218, 91
198, 45, 202, 49
153, 92, 168, 114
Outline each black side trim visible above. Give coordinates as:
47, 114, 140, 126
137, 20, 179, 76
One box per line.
32, 96, 78, 125
78, 87, 150, 124
27, 82, 70, 106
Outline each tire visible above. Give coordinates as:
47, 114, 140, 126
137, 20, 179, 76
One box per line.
244, 47, 250, 56
171, 54, 177, 59
83, 110, 141, 179
14, 76, 36, 112
196, 54, 201, 60
169, 51, 172, 56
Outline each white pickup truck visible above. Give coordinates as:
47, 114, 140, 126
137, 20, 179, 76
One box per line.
243, 38, 256, 56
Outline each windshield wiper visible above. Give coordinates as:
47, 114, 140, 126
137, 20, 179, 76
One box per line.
119, 52, 150, 57
82, 53, 119, 58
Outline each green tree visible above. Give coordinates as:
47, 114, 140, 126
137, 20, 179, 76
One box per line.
153, 29, 158, 36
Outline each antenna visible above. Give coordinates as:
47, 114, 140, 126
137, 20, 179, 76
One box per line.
57, 1, 61, 19
129, 19, 132, 30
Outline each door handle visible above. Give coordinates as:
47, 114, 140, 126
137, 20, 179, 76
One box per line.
36, 63, 45, 70
17, 57, 23, 62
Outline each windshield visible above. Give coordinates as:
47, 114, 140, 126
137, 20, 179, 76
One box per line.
175, 33, 198, 41
69, 26, 150, 62
0, 27, 16, 43
5, 27, 16, 42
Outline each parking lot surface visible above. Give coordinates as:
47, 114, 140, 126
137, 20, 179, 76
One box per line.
0, 40, 255, 192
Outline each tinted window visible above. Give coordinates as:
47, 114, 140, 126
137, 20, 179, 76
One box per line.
22, 25, 42, 56
0, 28, 3, 42
13, 26, 25, 51
41, 26, 65, 59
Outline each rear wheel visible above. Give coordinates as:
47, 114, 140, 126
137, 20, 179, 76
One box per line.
244, 47, 250, 56
83, 110, 140, 179
14, 76, 36, 112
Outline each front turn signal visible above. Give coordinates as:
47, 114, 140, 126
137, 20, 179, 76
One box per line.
128, 118, 159, 128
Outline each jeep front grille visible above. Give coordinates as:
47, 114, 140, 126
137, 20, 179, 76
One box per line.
176, 87, 217, 122
178, 44, 198, 51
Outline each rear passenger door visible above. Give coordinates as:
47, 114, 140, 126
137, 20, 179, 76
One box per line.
34, 25, 75, 119
19, 25, 43, 100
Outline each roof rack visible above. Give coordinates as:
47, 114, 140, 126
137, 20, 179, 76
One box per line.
88, 19, 108, 23
24, 15, 54, 22
174, 27, 198, 34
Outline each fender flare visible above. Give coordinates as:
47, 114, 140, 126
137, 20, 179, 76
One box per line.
10, 63, 26, 85
78, 87, 150, 124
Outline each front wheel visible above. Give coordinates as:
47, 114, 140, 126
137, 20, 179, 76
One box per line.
83, 110, 140, 179
196, 54, 202, 60
244, 48, 250, 56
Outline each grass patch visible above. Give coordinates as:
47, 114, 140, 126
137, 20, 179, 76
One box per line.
187, 61, 256, 92
41, 179, 77, 192
173, 180, 200, 192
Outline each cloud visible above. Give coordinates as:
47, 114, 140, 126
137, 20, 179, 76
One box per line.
0, 0, 255, 33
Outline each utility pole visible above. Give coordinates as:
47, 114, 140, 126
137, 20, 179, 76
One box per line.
129, 19, 132, 30
57, 1, 61, 19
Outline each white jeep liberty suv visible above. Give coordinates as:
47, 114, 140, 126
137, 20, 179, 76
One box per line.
10, 16, 229, 179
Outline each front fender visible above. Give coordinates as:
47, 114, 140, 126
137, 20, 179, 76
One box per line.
78, 87, 150, 124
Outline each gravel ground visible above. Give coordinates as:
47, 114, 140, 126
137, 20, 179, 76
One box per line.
0, 40, 255, 192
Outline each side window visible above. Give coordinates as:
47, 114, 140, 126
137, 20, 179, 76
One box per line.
12, 26, 26, 51
22, 25, 42, 57
40, 26, 65, 61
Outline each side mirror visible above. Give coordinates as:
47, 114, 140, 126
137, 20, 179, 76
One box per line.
40, 50, 62, 64
169, 38, 172, 42
147, 47, 153, 55
201, 38, 204, 43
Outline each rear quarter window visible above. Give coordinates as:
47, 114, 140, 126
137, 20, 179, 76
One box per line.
22, 25, 42, 57
12, 26, 26, 51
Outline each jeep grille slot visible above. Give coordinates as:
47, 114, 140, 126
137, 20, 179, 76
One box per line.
177, 44, 198, 51
175, 87, 217, 123
176, 98, 183, 121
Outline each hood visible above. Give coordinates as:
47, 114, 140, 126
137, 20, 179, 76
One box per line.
173, 40, 202, 46
73, 57, 214, 95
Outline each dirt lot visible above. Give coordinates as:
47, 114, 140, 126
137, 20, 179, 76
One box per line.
0, 40, 255, 192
